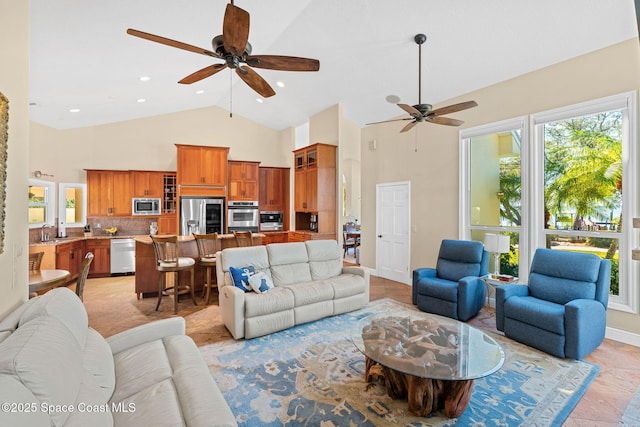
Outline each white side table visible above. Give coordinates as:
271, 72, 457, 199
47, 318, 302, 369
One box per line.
482, 275, 518, 309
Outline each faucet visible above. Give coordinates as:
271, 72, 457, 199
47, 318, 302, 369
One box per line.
41, 224, 50, 242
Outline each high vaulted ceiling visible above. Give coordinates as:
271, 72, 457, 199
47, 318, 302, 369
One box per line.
29, 0, 638, 131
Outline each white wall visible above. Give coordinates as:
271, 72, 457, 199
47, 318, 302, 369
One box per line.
0, 0, 30, 315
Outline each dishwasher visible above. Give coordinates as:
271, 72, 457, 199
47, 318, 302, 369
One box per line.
110, 238, 136, 275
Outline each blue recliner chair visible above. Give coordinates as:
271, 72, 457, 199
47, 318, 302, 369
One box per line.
412, 239, 489, 321
496, 248, 611, 359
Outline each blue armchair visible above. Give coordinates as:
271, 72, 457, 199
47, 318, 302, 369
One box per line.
496, 248, 611, 359
412, 239, 489, 321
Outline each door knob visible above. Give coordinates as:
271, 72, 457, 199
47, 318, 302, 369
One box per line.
377, 235, 382, 238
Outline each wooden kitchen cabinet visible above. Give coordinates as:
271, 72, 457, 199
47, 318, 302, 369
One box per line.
158, 213, 177, 235
130, 170, 165, 198
293, 143, 336, 236
228, 161, 260, 201
86, 170, 131, 216
259, 167, 289, 212
176, 144, 229, 186
56, 240, 85, 281
85, 238, 111, 278
261, 231, 288, 244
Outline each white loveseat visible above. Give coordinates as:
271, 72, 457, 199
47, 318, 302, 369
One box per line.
216, 239, 370, 339
0, 287, 236, 427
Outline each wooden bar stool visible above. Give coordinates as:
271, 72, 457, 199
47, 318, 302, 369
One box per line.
150, 235, 197, 314
193, 233, 219, 305
233, 230, 254, 247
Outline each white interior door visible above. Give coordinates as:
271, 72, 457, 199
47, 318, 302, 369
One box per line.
376, 182, 411, 284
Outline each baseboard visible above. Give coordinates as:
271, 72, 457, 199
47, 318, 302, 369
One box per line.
606, 326, 640, 348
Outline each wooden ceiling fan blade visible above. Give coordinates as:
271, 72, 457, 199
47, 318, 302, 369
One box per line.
398, 103, 422, 118
430, 100, 478, 116
366, 117, 414, 126
400, 121, 418, 133
178, 64, 227, 84
236, 66, 275, 98
126, 29, 219, 58
428, 116, 464, 126
223, 3, 250, 56
245, 55, 320, 71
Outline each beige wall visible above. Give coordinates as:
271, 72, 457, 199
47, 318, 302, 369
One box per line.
361, 38, 640, 337
0, 1, 30, 316
30, 105, 292, 184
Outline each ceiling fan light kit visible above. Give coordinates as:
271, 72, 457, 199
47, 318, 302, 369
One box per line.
367, 33, 477, 133
126, 2, 320, 99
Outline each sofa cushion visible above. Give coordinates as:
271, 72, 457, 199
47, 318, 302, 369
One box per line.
0, 316, 83, 427
20, 287, 88, 348
83, 327, 116, 401
220, 245, 270, 287
306, 240, 342, 280
325, 273, 368, 299
244, 287, 295, 318
248, 271, 274, 293
267, 242, 312, 286
417, 277, 459, 302
64, 369, 113, 427
529, 273, 597, 306
284, 280, 334, 306
229, 265, 255, 292
0, 376, 50, 426
504, 295, 565, 335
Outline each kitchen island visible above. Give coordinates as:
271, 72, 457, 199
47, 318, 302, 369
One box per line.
134, 233, 264, 299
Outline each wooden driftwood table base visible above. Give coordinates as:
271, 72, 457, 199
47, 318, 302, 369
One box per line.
365, 357, 474, 418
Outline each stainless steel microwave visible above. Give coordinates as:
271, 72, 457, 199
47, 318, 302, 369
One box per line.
132, 198, 161, 215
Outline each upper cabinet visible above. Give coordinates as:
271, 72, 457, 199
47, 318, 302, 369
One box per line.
86, 170, 131, 217
259, 167, 289, 212
176, 144, 229, 186
130, 171, 165, 198
228, 161, 260, 201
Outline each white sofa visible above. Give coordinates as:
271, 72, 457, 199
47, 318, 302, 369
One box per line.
0, 287, 236, 427
216, 239, 370, 339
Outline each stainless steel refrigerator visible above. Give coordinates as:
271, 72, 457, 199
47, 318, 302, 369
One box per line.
179, 197, 224, 235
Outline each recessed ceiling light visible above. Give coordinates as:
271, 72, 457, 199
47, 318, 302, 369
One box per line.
276, 81, 285, 88
139, 76, 151, 82
256, 98, 263, 103
137, 98, 146, 103
196, 90, 205, 94
69, 108, 80, 113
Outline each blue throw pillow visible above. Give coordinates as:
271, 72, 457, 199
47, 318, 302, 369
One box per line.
248, 271, 274, 294
229, 265, 255, 292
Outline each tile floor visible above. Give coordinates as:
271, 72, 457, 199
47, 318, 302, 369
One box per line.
77, 272, 640, 426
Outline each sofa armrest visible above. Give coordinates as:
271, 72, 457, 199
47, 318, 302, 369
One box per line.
495, 284, 530, 331
565, 299, 607, 359
457, 277, 486, 321
219, 285, 246, 339
412, 268, 436, 304
107, 317, 186, 355
342, 266, 369, 281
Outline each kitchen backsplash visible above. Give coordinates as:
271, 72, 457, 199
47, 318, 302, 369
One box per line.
29, 217, 159, 243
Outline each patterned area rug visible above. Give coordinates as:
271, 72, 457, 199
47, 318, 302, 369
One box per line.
200, 299, 599, 426
619, 386, 640, 426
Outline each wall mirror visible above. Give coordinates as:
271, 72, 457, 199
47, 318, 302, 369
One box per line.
58, 182, 87, 230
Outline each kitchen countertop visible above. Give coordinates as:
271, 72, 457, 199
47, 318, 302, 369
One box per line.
134, 233, 265, 244
30, 234, 147, 246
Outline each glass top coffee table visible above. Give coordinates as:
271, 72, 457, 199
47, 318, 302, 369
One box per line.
352, 311, 505, 418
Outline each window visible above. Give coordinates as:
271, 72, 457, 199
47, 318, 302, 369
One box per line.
461, 92, 637, 313
461, 118, 527, 278
28, 179, 56, 228
58, 183, 87, 229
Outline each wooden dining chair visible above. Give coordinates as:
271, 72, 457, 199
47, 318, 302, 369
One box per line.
150, 235, 197, 314
233, 230, 254, 247
75, 252, 94, 302
193, 233, 219, 305
29, 252, 44, 271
